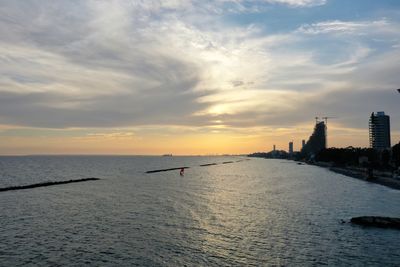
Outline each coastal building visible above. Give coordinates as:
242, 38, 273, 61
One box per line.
289, 141, 293, 154
301, 121, 327, 157
369, 111, 391, 150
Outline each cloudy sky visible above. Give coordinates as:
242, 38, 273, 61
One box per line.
0, 0, 399, 155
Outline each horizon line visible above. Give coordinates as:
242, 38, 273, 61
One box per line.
0, 153, 248, 157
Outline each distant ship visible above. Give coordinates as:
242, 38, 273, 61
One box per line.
162, 154, 173, 157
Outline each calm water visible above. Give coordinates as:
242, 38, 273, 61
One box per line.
0, 156, 399, 266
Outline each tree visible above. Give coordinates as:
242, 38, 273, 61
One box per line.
392, 142, 400, 167
381, 149, 390, 168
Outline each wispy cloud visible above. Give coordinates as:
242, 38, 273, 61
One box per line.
85, 132, 135, 139
297, 19, 390, 35
265, 0, 327, 7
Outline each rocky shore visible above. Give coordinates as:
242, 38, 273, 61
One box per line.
311, 162, 400, 190
351, 216, 400, 230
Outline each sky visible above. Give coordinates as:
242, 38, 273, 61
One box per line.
0, 0, 400, 155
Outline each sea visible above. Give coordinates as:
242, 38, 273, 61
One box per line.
0, 156, 399, 266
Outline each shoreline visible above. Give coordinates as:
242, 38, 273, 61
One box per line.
311, 162, 400, 190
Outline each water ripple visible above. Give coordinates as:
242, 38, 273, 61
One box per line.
0, 156, 399, 266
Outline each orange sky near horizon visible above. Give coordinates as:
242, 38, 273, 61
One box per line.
1, 123, 398, 155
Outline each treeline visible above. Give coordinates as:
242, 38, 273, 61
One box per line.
315, 142, 400, 169
248, 150, 288, 159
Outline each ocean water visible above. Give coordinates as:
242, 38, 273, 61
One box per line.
0, 156, 399, 266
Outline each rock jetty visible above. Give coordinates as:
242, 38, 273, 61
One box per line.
351, 216, 400, 230
0, 178, 100, 192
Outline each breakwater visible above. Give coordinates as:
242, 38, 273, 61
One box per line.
146, 158, 246, 173
0, 178, 100, 192
146, 167, 190, 173
351, 216, 400, 230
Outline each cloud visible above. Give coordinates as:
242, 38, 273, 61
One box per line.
231, 80, 245, 87
264, 0, 327, 7
85, 132, 135, 140
0, 0, 399, 136
297, 19, 390, 35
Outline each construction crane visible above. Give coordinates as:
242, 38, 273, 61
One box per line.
321, 116, 336, 125
315, 116, 336, 124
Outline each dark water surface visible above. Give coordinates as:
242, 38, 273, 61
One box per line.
0, 156, 399, 266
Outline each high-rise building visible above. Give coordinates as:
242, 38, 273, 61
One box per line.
369, 111, 391, 150
301, 121, 326, 157
289, 141, 293, 154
